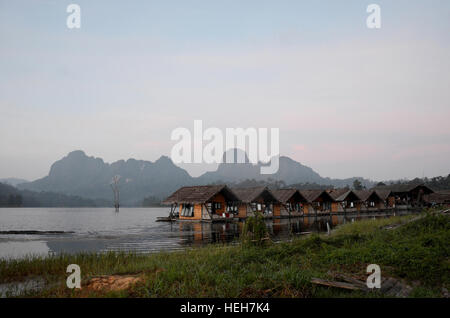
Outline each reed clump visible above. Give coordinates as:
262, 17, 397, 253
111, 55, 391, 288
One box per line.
241, 212, 270, 246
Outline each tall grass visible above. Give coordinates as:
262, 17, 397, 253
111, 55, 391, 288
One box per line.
241, 212, 269, 245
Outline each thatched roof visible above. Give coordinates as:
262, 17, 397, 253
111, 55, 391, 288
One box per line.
162, 185, 239, 205
299, 190, 335, 203
423, 191, 450, 204
231, 187, 280, 204
375, 190, 393, 200
354, 190, 384, 202
333, 190, 361, 202
354, 190, 373, 202
327, 188, 350, 201
328, 189, 390, 202
272, 189, 308, 204
373, 183, 434, 194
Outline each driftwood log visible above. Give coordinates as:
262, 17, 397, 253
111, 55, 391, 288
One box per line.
310, 278, 362, 291
311, 272, 414, 297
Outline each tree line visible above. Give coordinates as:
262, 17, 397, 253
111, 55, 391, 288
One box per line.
0, 182, 108, 207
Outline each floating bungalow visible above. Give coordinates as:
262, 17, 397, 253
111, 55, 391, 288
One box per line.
328, 189, 361, 212
299, 190, 335, 215
161, 185, 240, 222
373, 183, 434, 208
272, 189, 309, 218
354, 190, 385, 211
375, 190, 395, 208
423, 190, 450, 207
231, 187, 280, 219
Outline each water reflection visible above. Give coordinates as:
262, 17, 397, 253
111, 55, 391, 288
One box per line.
0, 241, 50, 259
177, 222, 242, 246
174, 211, 413, 247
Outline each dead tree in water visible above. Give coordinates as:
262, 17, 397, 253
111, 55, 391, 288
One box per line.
111, 175, 120, 212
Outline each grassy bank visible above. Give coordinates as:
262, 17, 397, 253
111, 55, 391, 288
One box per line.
1, 211, 449, 297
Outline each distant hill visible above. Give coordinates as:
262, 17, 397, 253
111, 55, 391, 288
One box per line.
0, 178, 28, 187
198, 155, 324, 184
18, 150, 194, 206
373, 175, 450, 192
424, 175, 450, 191
197, 148, 374, 188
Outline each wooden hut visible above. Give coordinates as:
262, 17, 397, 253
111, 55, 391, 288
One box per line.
272, 189, 308, 217
373, 183, 434, 208
423, 190, 450, 207
162, 185, 240, 221
354, 190, 385, 211
329, 189, 361, 212
299, 190, 335, 215
375, 190, 395, 209
231, 187, 280, 219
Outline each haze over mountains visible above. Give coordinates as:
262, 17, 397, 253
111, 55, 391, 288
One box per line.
18, 150, 193, 206
17, 150, 374, 206
0, 178, 29, 187
199, 149, 371, 189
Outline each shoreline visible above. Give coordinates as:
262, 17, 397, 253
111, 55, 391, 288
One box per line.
0, 209, 448, 298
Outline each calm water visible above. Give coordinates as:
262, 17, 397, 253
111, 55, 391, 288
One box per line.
0, 207, 411, 259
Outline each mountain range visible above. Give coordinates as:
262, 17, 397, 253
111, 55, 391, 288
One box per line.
17, 150, 375, 206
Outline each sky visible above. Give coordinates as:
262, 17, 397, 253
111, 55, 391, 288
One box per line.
0, 0, 449, 181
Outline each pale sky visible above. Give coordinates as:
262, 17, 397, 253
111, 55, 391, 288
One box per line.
1, 0, 449, 181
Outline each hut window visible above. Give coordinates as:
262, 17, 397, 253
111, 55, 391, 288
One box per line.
350, 202, 354, 208
251, 203, 263, 211
227, 204, 238, 213
182, 204, 194, 217
288, 202, 301, 212
214, 202, 221, 210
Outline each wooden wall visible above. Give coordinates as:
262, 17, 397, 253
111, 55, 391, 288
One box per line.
238, 203, 248, 218
273, 204, 282, 217
179, 203, 203, 220
388, 196, 395, 207
331, 202, 339, 213
211, 193, 226, 215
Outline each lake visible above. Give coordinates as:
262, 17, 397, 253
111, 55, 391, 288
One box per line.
0, 207, 412, 259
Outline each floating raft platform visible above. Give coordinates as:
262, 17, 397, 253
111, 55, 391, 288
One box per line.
156, 216, 178, 222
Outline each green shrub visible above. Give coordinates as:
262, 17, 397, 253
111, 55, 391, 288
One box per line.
241, 212, 269, 246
